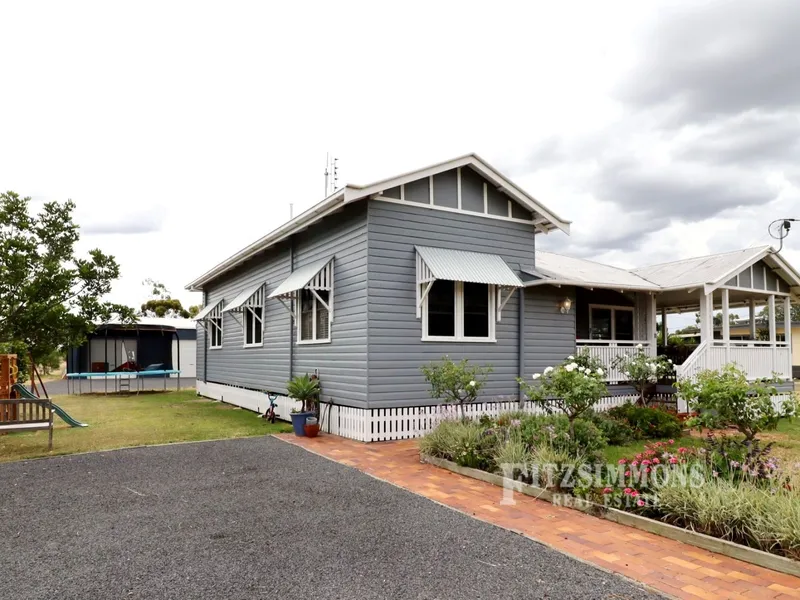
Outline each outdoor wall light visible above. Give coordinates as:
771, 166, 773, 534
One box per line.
559, 298, 572, 314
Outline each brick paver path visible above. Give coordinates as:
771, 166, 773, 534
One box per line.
277, 433, 800, 600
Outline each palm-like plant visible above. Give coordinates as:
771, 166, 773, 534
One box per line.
286, 373, 320, 413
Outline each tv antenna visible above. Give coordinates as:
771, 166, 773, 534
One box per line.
324, 153, 339, 197
768, 218, 798, 253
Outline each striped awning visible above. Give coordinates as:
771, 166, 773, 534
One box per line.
192, 298, 224, 321
415, 246, 523, 287
222, 282, 266, 313
268, 257, 333, 299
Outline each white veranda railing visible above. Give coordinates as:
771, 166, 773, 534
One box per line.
576, 340, 656, 382
676, 340, 791, 381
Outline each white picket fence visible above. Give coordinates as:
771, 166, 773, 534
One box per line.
319, 394, 648, 442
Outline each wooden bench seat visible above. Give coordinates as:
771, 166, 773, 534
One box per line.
0, 397, 54, 449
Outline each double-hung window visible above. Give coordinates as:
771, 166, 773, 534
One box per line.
299, 289, 330, 343
423, 280, 496, 342
589, 305, 634, 341
244, 306, 263, 346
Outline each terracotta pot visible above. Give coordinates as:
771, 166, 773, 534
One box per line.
304, 423, 320, 438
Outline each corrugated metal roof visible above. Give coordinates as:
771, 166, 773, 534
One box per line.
631, 246, 768, 289
416, 246, 523, 287
530, 251, 660, 290
222, 281, 265, 312
193, 298, 223, 321
268, 257, 332, 298
99, 316, 197, 330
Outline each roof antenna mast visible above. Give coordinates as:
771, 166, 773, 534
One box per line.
324, 153, 339, 197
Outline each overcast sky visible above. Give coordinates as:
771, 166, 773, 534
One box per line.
2, 0, 798, 327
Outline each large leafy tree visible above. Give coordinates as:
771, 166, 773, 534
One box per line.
139, 278, 192, 319
0, 192, 134, 371
758, 302, 800, 323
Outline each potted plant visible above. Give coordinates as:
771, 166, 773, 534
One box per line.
286, 373, 320, 437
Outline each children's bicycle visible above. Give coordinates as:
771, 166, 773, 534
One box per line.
264, 393, 279, 423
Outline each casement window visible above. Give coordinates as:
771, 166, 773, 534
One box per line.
423, 280, 496, 342
299, 289, 330, 343
244, 306, 263, 346
268, 257, 334, 345
415, 246, 522, 343
209, 308, 223, 349
221, 282, 267, 349
589, 305, 634, 341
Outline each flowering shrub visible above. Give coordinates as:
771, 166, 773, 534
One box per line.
575, 439, 696, 509
699, 433, 785, 486
421, 356, 493, 418
611, 345, 674, 406
675, 364, 797, 441
518, 352, 608, 436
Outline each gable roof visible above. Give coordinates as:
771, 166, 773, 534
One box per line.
186, 153, 570, 291
526, 251, 660, 291
528, 246, 800, 297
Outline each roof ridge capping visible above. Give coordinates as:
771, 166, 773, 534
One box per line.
186, 153, 571, 291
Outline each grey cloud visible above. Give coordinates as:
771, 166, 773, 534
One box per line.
540, 212, 671, 257
617, 0, 800, 125
674, 112, 800, 166
82, 214, 162, 235
593, 158, 775, 221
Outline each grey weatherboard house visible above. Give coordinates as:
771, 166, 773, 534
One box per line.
187, 154, 800, 441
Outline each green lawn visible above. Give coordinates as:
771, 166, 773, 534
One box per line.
602, 419, 800, 465
0, 390, 291, 463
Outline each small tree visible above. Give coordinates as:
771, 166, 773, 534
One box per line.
676, 364, 798, 441
140, 278, 192, 319
420, 357, 493, 418
612, 345, 674, 406
518, 352, 608, 437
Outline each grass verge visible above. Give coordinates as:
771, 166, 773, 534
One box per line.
0, 390, 291, 463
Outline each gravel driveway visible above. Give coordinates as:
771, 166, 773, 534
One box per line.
0, 437, 661, 599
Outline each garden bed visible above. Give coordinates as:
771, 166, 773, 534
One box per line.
421, 452, 800, 578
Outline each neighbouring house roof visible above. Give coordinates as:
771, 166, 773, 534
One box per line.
416, 246, 523, 287
97, 316, 197, 331
525, 251, 660, 291
268, 257, 333, 299
186, 153, 571, 291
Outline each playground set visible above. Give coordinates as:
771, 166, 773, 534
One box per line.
0, 354, 88, 451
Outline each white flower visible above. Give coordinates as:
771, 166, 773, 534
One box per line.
596, 368, 604, 376
565, 364, 575, 372
467, 380, 476, 387
636, 343, 643, 350
569, 362, 578, 370
532, 373, 541, 380
578, 366, 585, 373
667, 359, 673, 364
544, 366, 554, 375
567, 355, 575, 360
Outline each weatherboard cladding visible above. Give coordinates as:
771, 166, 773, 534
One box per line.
524, 285, 577, 378
197, 202, 368, 407
366, 199, 551, 409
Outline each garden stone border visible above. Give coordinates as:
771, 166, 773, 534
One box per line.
421, 454, 800, 578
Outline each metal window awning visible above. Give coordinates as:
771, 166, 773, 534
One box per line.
222, 282, 266, 313
415, 246, 523, 320
268, 257, 334, 321
193, 298, 224, 321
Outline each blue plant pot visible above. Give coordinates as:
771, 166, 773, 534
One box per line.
291, 411, 314, 436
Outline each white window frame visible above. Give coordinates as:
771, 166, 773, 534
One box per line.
422, 281, 496, 342
588, 304, 634, 341
297, 289, 331, 345
208, 304, 224, 350
243, 305, 264, 348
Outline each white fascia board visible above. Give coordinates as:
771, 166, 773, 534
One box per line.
703, 247, 770, 296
